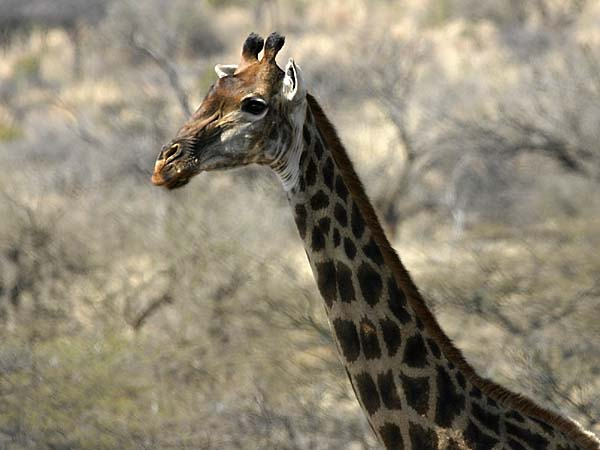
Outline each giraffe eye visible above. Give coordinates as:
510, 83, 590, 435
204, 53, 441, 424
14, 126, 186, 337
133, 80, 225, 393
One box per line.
241, 98, 268, 115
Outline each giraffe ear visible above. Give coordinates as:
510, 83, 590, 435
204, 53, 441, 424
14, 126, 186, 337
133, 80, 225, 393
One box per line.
215, 64, 237, 78
282, 58, 305, 102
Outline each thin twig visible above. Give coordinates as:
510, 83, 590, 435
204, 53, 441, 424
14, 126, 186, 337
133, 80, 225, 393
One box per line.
130, 33, 192, 117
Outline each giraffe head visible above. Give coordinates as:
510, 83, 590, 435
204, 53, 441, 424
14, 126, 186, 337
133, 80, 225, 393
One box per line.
151, 32, 307, 190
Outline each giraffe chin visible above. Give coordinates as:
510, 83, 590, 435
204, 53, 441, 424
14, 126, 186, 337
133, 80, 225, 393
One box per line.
151, 161, 196, 190
161, 175, 192, 190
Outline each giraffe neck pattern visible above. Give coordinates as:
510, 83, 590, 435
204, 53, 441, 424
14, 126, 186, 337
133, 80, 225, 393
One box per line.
283, 94, 599, 450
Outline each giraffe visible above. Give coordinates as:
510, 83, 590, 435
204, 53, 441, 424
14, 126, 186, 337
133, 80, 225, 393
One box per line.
151, 32, 600, 450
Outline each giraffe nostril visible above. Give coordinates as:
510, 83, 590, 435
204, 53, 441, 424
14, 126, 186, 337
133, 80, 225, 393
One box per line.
163, 144, 181, 163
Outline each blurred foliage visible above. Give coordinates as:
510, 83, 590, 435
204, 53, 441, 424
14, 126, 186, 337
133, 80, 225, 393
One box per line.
0, 0, 598, 448
0, 123, 23, 142
424, 0, 453, 26
12, 55, 41, 84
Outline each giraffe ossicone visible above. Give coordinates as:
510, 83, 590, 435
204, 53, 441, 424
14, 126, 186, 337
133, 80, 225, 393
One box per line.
151, 32, 600, 450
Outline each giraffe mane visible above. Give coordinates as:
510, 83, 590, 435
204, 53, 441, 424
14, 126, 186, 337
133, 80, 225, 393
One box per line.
305, 93, 600, 450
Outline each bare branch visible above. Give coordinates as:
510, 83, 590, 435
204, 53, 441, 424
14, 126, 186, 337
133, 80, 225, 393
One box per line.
130, 293, 174, 331
129, 32, 192, 117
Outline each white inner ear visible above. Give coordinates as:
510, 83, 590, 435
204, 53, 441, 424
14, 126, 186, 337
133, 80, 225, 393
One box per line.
215, 64, 238, 78
283, 58, 299, 101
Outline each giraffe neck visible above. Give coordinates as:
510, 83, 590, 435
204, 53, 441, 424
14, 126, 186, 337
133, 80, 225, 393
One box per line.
271, 97, 306, 191
282, 94, 599, 450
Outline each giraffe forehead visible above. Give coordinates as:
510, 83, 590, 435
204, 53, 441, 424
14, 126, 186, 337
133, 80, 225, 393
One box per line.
217, 62, 283, 100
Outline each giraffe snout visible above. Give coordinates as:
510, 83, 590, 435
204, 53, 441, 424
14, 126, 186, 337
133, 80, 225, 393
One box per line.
151, 140, 198, 189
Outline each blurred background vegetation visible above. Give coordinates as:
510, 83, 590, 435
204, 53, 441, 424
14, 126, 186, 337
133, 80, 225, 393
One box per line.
0, 0, 599, 448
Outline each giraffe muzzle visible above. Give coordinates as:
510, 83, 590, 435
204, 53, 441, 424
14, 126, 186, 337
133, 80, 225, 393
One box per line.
151, 142, 197, 189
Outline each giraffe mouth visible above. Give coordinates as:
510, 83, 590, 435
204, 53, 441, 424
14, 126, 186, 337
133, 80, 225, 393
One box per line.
151, 155, 198, 190
153, 173, 192, 189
